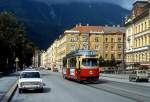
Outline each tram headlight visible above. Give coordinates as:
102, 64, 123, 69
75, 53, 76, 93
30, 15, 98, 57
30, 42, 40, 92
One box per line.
89, 70, 93, 74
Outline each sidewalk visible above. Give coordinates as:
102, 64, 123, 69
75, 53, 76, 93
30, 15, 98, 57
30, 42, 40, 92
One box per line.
0, 72, 18, 102
101, 73, 150, 87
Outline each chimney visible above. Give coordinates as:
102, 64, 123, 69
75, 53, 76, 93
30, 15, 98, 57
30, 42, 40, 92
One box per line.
79, 23, 82, 27
76, 24, 78, 28
117, 25, 120, 27
105, 25, 108, 27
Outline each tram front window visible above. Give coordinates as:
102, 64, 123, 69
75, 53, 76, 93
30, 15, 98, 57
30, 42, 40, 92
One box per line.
82, 58, 98, 67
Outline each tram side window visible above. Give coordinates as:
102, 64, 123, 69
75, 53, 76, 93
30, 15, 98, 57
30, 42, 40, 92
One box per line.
69, 58, 76, 68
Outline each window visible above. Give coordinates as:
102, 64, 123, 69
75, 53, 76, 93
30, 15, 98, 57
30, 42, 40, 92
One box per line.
105, 45, 108, 50
141, 23, 143, 31
118, 54, 121, 59
70, 58, 76, 67
82, 58, 98, 67
105, 38, 108, 42
111, 54, 114, 59
21, 72, 40, 78
145, 36, 147, 45
138, 25, 140, 32
118, 37, 121, 42
141, 37, 143, 46
105, 54, 108, 58
135, 26, 137, 33
111, 46, 114, 50
145, 22, 147, 30
111, 38, 113, 42
118, 44, 122, 49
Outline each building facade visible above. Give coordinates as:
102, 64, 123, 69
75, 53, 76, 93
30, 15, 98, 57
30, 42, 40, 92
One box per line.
125, 1, 150, 69
41, 24, 125, 71
32, 49, 42, 68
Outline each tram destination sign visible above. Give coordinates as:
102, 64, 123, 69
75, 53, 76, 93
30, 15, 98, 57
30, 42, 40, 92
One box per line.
75, 50, 97, 57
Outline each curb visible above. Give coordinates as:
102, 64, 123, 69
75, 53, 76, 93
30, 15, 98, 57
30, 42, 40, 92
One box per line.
1, 80, 18, 102
0, 72, 3, 77
101, 74, 129, 80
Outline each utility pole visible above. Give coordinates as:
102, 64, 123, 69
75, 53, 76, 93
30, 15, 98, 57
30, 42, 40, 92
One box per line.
120, 32, 126, 74
148, 0, 150, 69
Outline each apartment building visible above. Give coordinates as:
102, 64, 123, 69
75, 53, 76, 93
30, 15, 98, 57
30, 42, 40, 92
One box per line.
42, 24, 125, 70
125, 1, 150, 69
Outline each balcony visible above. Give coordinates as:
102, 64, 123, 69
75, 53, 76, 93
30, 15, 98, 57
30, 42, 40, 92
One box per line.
134, 46, 149, 52
134, 29, 149, 38
126, 48, 133, 53
126, 46, 149, 53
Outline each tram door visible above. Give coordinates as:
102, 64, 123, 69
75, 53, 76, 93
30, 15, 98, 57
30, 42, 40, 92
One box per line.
69, 57, 76, 77
62, 58, 67, 76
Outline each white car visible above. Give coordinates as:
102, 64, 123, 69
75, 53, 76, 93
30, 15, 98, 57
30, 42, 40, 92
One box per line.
129, 70, 149, 82
18, 70, 44, 93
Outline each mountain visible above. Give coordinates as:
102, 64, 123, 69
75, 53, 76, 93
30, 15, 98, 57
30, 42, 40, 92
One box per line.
0, 0, 129, 49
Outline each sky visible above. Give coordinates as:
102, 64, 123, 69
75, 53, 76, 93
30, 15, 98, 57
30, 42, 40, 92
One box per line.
34, 0, 144, 9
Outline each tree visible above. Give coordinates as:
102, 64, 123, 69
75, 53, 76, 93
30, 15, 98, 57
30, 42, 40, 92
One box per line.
99, 56, 104, 66
0, 11, 35, 73
110, 56, 116, 67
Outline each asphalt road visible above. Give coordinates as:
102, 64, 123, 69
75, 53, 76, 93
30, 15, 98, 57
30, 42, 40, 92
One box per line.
10, 70, 141, 102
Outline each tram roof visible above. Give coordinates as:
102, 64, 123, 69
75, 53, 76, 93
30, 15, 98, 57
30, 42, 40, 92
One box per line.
66, 50, 97, 57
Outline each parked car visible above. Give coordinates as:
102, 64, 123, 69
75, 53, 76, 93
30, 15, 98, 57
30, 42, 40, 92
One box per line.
18, 70, 44, 93
24, 68, 36, 71
129, 70, 149, 82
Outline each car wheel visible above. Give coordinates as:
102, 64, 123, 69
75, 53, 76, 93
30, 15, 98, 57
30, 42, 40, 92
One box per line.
129, 77, 132, 82
39, 88, 43, 93
19, 89, 23, 94
145, 79, 149, 82
136, 78, 139, 82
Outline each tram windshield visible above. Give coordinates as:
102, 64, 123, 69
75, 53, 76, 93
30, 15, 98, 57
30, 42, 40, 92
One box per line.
82, 58, 98, 67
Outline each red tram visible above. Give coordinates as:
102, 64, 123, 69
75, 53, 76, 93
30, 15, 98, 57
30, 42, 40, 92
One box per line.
62, 50, 100, 82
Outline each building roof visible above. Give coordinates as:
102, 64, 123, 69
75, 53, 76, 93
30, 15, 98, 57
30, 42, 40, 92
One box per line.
72, 25, 103, 33
70, 24, 125, 34
103, 26, 125, 33
133, 1, 148, 6
125, 1, 150, 26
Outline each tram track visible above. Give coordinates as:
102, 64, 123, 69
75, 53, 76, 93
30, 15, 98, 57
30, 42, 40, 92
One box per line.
85, 83, 150, 102
48, 71, 150, 102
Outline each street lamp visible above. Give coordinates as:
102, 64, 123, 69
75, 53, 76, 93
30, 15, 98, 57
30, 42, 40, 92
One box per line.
15, 57, 19, 72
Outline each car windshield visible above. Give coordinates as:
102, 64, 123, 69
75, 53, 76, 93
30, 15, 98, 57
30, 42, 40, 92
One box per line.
82, 58, 98, 67
21, 72, 40, 78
